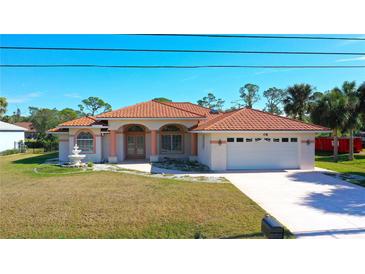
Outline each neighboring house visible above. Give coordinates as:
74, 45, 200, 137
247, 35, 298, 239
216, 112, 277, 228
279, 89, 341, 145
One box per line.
0, 121, 27, 152
14, 122, 37, 139
49, 100, 330, 171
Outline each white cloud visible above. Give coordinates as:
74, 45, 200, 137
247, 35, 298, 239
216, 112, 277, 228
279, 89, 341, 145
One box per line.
335, 56, 365, 63
338, 35, 365, 46
64, 93, 81, 98
7, 92, 43, 103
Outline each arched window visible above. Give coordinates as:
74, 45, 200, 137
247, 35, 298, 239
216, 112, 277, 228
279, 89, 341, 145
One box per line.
160, 125, 183, 154
76, 131, 94, 153
127, 125, 145, 132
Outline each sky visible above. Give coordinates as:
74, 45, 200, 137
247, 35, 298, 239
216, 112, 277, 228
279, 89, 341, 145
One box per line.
0, 34, 364, 115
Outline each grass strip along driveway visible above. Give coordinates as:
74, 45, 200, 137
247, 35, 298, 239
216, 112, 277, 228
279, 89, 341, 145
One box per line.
0, 153, 269, 239
315, 152, 365, 187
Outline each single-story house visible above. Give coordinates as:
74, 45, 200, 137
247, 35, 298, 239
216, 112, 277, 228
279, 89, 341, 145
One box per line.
49, 100, 330, 171
0, 121, 27, 152
14, 122, 37, 139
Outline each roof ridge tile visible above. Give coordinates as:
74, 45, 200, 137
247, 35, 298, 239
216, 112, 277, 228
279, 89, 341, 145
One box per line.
154, 100, 206, 117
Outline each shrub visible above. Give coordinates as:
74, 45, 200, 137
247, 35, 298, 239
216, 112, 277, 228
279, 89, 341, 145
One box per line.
0, 149, 20, 156
87, 162, 94, 168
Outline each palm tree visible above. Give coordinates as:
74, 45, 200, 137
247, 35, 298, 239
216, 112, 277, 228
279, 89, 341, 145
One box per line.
358, 82, 365, 117
340, 81, 362, 160
0, 97, 8, 118
283, 84, 317, 121
310, 89, 349, 162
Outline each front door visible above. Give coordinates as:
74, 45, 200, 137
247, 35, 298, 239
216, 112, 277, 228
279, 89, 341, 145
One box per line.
126, 135, 145, 159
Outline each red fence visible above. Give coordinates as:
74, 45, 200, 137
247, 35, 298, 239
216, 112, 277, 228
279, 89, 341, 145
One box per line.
315, 137, 362, 153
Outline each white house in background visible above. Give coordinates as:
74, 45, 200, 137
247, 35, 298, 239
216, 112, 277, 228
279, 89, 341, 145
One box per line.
0, 121, 27, 152
49, 100, 330, 171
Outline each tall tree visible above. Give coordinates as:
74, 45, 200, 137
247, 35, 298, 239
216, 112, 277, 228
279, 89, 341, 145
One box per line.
59, 108, 79, 123
197, 93, 225, 110
310, 89, 349, 162
263, 87, 286, 114
153, 97, 172, 102
78, 97, 112, 116
339, 81, 362, 160
0, 97, 7, 118
283, 84, 316, 121
29, 107, 60, 136
11, 108, 22, 123
358, 82, 365, 120
236, 83, 260, 109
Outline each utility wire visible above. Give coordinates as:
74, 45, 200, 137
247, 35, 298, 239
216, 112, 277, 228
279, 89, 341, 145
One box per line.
1, 46, 364, 56
1, 64, 364, 69
131, 34, 365, 41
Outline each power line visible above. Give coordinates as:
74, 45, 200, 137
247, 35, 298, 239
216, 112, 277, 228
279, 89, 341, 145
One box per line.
1, 46, 364, 56
131, 34, 365, 41
1, 64, 364, 69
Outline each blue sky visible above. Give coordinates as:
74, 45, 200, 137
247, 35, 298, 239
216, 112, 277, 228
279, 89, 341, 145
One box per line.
0, 34, 364, 115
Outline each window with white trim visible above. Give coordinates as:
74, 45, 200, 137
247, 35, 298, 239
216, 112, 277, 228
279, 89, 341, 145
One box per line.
76, 132, 94, 153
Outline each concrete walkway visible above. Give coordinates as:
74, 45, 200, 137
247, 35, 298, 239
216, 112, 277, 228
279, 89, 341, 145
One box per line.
225, 170, 365, 239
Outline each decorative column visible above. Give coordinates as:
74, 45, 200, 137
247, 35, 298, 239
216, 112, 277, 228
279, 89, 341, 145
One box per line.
150, 129, 159, 162
189, 133, 198, 161
108, 130, 117, 163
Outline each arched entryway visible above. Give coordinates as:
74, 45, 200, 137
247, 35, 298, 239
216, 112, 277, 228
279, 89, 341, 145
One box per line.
123, 125, 147, 159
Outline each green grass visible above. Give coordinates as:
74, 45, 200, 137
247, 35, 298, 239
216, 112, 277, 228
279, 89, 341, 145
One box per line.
315, 152, 365, 187
0, 153, 277, 239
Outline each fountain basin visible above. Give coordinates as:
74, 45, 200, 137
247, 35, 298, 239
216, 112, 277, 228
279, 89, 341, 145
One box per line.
68, 144, 87, 167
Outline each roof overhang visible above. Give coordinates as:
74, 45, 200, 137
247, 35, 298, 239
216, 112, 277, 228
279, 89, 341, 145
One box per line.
95, 117, 205, 121
190, 130, 332, 134
58, 125, 108, 129
0, 129, 26, 132
47, 131, 67, 135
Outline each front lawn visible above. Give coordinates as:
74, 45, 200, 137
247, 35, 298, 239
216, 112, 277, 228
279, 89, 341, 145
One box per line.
0, 153, 269, 239
315, 152, 365, 187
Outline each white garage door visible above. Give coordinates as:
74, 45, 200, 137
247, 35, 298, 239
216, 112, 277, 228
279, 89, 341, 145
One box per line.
227, 137, 299, 170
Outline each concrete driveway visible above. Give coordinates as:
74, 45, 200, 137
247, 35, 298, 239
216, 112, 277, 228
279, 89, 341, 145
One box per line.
225, 170, 365, 239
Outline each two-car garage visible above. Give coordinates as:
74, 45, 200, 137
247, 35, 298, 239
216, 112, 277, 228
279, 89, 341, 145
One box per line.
226, 136, 300, 170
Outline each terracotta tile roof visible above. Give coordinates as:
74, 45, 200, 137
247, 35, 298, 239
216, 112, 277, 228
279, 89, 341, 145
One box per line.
192, 108, 330, 132
96, 100, 206, 119
48, 127, 68, 133
14, 122, 36, 132
52, 101, 328, 132
59, 116, 104, 127
162, 102, 212, 116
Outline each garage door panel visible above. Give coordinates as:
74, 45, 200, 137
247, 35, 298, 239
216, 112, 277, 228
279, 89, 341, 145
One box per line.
227, 139, 299, 170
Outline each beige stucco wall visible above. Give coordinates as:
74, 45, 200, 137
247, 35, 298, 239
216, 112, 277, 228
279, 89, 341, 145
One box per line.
108, 119, 198, 131
58, 133, 69, 162
102, 133, 109, 162
299, 133, 316, 169
68, 128, 103, 163
197, 133, 211, 167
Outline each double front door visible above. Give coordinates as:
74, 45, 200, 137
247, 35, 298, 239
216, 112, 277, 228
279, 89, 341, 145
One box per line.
126, 135, 145, 159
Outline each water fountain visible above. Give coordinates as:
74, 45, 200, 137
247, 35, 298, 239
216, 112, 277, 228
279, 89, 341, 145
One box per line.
68, 144, 86, 167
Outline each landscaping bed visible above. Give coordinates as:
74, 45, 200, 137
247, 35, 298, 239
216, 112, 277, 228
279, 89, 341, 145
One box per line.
153, 158, 210, 172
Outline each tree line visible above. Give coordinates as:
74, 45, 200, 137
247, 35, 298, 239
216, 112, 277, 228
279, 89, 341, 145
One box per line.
0, 96, 112, 149
196, 81, 365, 161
